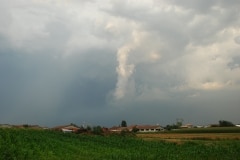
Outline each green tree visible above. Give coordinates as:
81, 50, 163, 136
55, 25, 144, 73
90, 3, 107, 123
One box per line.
121, 120, 127, 127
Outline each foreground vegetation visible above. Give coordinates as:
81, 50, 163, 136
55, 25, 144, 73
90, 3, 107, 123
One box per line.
0, 128, 240, 160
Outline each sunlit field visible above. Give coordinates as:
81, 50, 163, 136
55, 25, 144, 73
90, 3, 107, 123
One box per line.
0, 128, 240, 160
138, 127, 240, 143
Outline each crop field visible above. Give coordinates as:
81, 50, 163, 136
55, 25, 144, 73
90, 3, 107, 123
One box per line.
0, 128, 240, 160
138, 127, 240, 143
137, 133, 240, 143
168, 127, 240, 133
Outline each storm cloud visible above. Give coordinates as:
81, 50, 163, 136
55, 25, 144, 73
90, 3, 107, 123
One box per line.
0, 0, 240, 127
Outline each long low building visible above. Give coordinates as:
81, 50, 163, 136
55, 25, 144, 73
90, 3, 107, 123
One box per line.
109, 125, 164, 133
136, 125, 163, 132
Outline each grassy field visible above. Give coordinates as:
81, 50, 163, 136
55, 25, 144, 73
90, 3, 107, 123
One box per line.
0, 128, 240, 160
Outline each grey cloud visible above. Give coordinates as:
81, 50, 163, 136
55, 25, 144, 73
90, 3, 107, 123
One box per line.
60, 50, 117, 108
0, 0, 240, 127
108, 89, 240, 126
234, 36, 240, 44
0, 49, 117, 126
169, 0, 240, 12
228, 56, 240, 70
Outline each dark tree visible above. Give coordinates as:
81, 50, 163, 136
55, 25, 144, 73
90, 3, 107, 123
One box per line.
92, 126, 103, 135
121, 120, 127, 127
86, 126, 92, 131
164, 124, 179, 131
132, 126, 139, 133
23, 124, 29, 128
219, 120, 234, 127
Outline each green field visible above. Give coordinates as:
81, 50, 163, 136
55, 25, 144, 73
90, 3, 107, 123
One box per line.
0, 128, 240, 160
168, 127, 240, 133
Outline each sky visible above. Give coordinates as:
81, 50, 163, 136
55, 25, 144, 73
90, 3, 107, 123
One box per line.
0, 0, 240, 127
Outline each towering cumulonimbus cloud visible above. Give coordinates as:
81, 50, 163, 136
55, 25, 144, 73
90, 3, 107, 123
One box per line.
114, 45, 135, 99
114, 30, 143, 99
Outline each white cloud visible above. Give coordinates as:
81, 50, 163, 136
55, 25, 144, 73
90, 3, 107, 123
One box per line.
105, 0, 240, 99
114, 30, 146, 99
201, 82, 223, 90
176, 27, 240, 91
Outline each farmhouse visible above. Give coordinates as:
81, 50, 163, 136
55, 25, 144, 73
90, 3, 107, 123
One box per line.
109, 126, 124, 132
180, 124, 194, 128
0, 124, 12, 128
109, 126, 133, 132
53, 124, 80, 133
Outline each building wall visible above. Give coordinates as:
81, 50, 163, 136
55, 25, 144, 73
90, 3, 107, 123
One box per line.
138, 128, 161, 132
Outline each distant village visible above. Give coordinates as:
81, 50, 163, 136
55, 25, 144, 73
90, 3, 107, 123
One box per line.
1, 120, 240, 134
